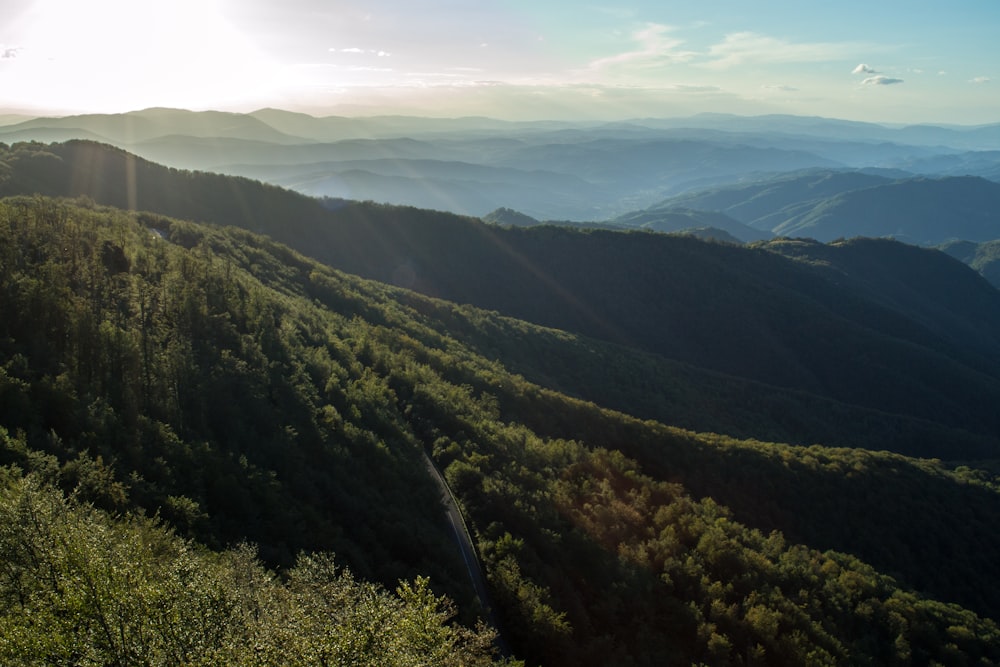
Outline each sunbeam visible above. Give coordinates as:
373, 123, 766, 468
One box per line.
1, 0, 292, 113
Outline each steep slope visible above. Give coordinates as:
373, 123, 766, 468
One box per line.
0, 140, 340, 243
940, 238, 1000, 288
771, 176, 1000, 243
761, 236, 1000, 351
2, 196, 1000, 665
653, 169, 893, 229
637, 170, 1000, 242
402, 294, 998, 458
4, 141, 1000, 458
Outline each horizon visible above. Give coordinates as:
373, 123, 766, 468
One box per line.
2, 1, 998, 126
1, 105, 998, 131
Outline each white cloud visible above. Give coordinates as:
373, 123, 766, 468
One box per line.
862, 75, 903, 86
330, 47, 391, 57
671, 84, 722, 93
762, 84, 798, 92
852, 63, 877, 74
404, 71, 464, 79
2, 47, 21, 59
588, 23, 697, 71
970, 76, 991, 84
703, 32, 855, 69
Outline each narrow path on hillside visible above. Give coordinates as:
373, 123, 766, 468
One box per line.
421, 451, 511, 657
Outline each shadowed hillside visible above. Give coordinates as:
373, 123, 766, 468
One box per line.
5, 141, 1000, 462
0, 197, 1000, 665
2, 195, 1000, 664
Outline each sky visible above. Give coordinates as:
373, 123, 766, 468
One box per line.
1, 0, 998, 124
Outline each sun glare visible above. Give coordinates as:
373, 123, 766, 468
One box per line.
2, 0, 291, 113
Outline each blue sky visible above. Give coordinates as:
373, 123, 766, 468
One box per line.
1, 0, 997, 123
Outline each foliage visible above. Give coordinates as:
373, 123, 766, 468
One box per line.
3, 195, 1000, 665
404, 377, 1000, 665
766, 176, 1000, 243
940, 238, 1000, 289
6, 142, 1000, 462
0, 468, 506, 666
0, 194, 469, 598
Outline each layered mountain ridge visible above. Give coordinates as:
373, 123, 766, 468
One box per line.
3, 138, 1000, 664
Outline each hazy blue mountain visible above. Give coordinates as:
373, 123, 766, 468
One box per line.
630, 113, 1000, 150
287, 167, 602, 219
598, 124, 956, 167
770, 176, 1000, 242
610, 206, 771, 242
653, 169, 894, 228
895, 150, 1000, 181
0, 127, 114, 144
652, 170, 1000, 246
248, 107, 581, 140
894, 122, 1000, 150
626, 113, 912, 141
9, 108, 995, 222
940, 238, 1000, 288
220, 157, 590, 189
0, 113, 36, 127
490, 138, 841, 189
130, 134, 462, 171
125, 134, 844, 219
218, 158, 600, 218
0, 107, 309, 145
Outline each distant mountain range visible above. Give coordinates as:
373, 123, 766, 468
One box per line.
4, 108, 1000, 223
652, 169, 1000, 244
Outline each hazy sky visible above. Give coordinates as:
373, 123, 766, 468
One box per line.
1, 0, 998, 124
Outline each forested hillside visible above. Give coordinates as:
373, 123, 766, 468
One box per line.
2, 195, 1000, 664
767, 176, 1000, 243
941, 238, 1000, 289
651, 169, 1000, 245
652, 169, 893, 228
5, 141, 1000, 464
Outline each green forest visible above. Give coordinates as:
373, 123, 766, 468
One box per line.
4, 141, 1000, 665
6, 141, 1000, 462
2, 190, 1000, 664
